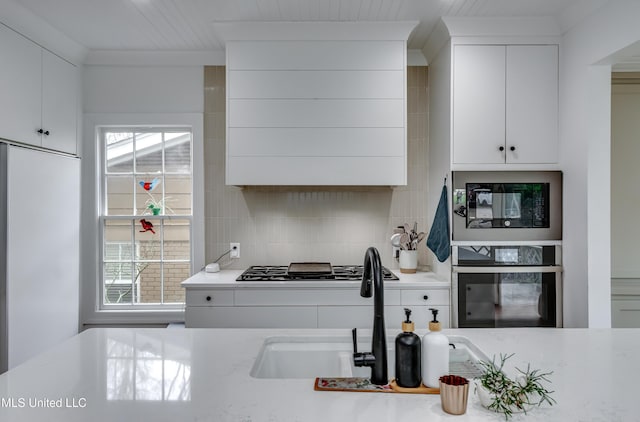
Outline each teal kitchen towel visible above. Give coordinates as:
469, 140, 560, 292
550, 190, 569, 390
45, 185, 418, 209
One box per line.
427, 185, 451, 262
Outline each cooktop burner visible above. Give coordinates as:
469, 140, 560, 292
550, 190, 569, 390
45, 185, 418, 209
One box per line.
236, 265, 399, 282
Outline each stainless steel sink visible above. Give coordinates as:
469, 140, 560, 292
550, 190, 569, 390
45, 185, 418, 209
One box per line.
250, 334, 489, 379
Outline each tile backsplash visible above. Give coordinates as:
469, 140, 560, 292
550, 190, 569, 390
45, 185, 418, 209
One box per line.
204, 66, 429, 269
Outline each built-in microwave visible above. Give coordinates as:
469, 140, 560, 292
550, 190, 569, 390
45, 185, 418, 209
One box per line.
452, 171, 562, 241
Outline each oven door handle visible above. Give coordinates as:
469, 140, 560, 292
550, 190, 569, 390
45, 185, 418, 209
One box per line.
452, 265, 563, 274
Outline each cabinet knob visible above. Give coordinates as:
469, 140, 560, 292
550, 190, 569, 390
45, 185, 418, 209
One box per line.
37, 129, 43, 134
510, 146, 516, 151
498, 146, 505, 152
423, 295, 429, 301
206, 296, 212, 302
44, 130, 50, 136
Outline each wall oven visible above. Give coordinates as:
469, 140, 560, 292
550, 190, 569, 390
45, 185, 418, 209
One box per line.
452, 243, 562, 328
452, 171, 562, 241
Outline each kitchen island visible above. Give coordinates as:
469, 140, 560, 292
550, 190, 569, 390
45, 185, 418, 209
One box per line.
0, 327, 638, 421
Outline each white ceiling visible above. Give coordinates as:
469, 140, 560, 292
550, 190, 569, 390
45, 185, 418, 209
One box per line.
10, 0, 601, 52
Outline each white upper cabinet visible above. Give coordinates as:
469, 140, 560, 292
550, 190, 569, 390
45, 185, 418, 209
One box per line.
226, 34, 411, 186
452, 44, 558, 165
0, 23, 42, 147
0, 23, 77, 155
41, 50, 78, 155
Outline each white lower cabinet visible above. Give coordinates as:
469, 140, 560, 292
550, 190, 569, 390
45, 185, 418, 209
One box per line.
184, 287, 450, 329
612, 299, 640, 328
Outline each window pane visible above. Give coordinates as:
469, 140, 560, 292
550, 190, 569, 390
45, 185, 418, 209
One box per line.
135, 132, 163, 173
163, 263, 189, 304
164, 219, 191, 260
164, 132, 191, 173
105, 132, 134, 173
135, 218, 161, 260
104, 221, 132, 260
106, 176, 134, 215
104, 262, 134, 304
165, 175, 192, 215
137, 178, 163, 216
137, 262, 162, 303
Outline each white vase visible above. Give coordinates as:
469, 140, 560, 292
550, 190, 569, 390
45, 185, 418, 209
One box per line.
399, 250, 418, 274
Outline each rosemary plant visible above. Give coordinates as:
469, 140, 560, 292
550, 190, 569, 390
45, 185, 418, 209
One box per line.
477, 353, 556, 420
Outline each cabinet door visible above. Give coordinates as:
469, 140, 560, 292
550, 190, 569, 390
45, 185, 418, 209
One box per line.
0, 24, 41, 147
453, 45, 506, 164
506, 45, 558, 164
42, 50, 77, 155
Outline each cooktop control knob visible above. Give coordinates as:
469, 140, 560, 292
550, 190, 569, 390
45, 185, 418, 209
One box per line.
504, 220, 511, 227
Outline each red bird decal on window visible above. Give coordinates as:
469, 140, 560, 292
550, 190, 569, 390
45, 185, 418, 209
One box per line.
139, 219, 155, 234
139, 177, 160, 191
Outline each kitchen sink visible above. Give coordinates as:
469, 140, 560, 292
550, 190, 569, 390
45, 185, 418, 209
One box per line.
250, 334, 489, 379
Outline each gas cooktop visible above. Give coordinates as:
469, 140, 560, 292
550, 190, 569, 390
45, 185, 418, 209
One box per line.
236, 264, 399, 282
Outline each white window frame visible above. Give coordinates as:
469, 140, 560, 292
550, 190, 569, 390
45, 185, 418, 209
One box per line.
82, 113, 204, 324
100, 126, 194, 309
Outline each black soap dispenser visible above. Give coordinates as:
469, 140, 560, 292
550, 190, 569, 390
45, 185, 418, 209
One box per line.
395, 307, 422, 388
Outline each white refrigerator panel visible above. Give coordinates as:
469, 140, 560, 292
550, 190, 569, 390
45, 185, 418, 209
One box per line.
5, 145, 80, 370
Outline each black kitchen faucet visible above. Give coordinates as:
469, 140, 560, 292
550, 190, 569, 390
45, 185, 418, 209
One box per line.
352, 246, 388, 385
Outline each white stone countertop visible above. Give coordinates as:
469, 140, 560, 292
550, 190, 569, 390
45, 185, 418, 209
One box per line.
1, 327, 639, 422
181, 269, 450, 289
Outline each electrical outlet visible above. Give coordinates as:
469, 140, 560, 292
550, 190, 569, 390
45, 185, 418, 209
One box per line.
230, 242, 240, 259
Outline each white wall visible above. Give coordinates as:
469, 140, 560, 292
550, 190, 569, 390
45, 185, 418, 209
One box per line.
560, 0, 640, 327
81, 66, 204, 324
83, 66, 203, 113
426, 40, 452, 278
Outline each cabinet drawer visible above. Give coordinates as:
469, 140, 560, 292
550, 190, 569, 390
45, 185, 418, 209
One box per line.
185, 289, 234, 307
235, 288, 401, 306
612, 299, 640, 328
401, 289, 450, 306
185, 306, 317, 328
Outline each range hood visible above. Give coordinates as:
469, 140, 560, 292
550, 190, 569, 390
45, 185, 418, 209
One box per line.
218, 22, 418, 186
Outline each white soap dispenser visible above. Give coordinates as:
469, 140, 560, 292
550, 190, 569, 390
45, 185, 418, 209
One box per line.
421, 308, 449, 388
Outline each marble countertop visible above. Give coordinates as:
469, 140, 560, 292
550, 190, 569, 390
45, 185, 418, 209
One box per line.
1, 327, 639, 421
181, 269, 450, 289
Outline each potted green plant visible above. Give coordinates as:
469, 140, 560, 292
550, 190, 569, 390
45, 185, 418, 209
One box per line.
144, 196, 174, 215
475, 353, 556, 420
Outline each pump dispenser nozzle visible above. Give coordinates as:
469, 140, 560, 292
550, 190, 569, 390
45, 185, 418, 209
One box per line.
428, 308, 442, 332
429, 308, 439, 323
402, 308, 415, 332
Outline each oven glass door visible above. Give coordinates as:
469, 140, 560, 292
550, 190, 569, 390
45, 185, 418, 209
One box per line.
456, 270, 558, 328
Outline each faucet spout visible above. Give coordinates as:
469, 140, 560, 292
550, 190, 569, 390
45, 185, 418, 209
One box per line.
352, 247, 388, 385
